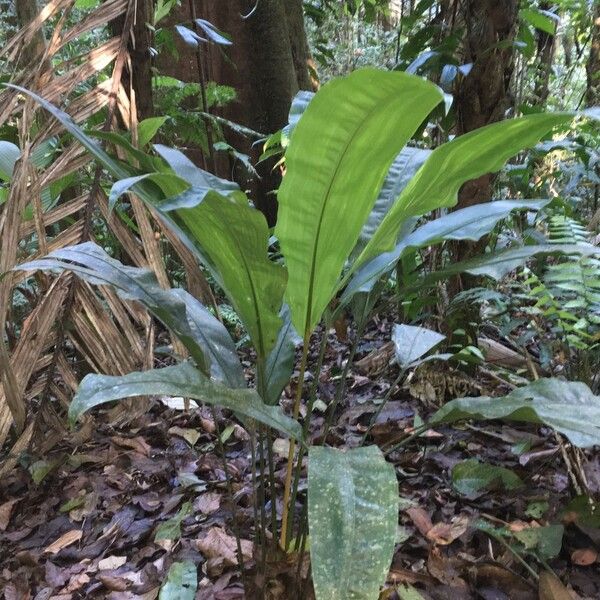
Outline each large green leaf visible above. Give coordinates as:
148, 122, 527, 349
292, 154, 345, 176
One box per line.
69, 362, 303, 440
17, 243, 245, 387
276, 69, 444, 335
451, 459, 522, 497
163, 192, 287, 358
344, 200, 550, 300
430, 378, 600, 448
308, 446, 398, 600
392, 324, 445, 368
356, 112, 575, 269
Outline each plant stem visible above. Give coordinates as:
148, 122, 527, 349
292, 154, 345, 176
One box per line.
382, 424, 429, 456
286, 328, 329, 545
280, 330, 311, 549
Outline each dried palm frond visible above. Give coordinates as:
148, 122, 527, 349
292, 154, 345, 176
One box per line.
0, 0, 210, 471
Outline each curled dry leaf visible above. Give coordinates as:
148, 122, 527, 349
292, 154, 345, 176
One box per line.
98, 555, 128, 570
426, 515, 470, 545
571, 548, 598, 566
43, 529, 83, 554
0, 498, 18, 531
406, 507, 433, 537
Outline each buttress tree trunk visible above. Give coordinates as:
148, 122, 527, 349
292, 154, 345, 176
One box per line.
158, 0, 313, 225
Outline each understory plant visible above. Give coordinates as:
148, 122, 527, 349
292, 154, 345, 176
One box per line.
12, 69, 600, 598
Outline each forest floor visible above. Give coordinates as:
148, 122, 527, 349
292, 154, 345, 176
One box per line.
1, 317, 600, 599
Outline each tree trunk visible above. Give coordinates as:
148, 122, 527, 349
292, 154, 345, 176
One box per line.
15, 0, 47, 70
157, 0, 313, 224
455, 0, 519, 210
532, 3, 556, 107
130, 0, 154, 120
586, 4, 600, 107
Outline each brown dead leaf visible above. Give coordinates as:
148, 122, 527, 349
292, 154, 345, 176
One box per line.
426, 515, 469, 545
112, 435, 152, 456
168, 426, 201, 446
196, 526, 253, 566
538, 571, 574, 600
43, 529, 83, 554
0, 498, 18, 531
194, 492, 221, 515
98, 555, 128, 570
570, 548, 598, 566
406, 507, 433, 537
97, 574, 130, 592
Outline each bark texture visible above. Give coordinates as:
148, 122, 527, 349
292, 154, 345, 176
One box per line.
586, 4, 600, 107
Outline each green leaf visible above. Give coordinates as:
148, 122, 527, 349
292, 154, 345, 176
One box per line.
108, 172, 189, 211
261, 305, 300, 405
138, 116, 168, 147
353, 146, 432, 259
356, 112, 574, 268
451, 459, 523, 497
514, 524, 563, 560
0, 140, 20, 182
276, 69, 444, 334
344, 200, 550, 301
17, 243, 245, 388
520, 8, 558, 35
164, 192, 287, 358
392, 323, 445, 368
159, 561, 197, 600
155, 502, 192, 542
308, 446, 398, 600
430, 378, 600, 448
397, 584, 427, 600
69, 362, 302, 441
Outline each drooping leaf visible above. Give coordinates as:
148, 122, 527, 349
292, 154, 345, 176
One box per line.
163, 192, 287, 358
17, 243, 245, 387
261, 305, 300, 405
430, 378, 600, 448
194, 19, 232, 45
69, 362, 303, 440
282, 90, 315, 140
159, 561, 197, 600
308, 445, 398, 600
344, 200, 550, 299
392, 324, 445, 368
108, 171, 189, 211
276, 69, 444, 334
356, 112, 575, 269
0, 140, 20, 182
451, 459, 523, 497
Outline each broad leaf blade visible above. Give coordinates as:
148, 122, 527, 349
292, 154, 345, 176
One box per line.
17, 243, 245, 387
69, 362, 303, 440
165, 192, 287, 358
430, 378, 600, 448
308, 446, 398, 600
392, 324, 445, 368
344, 199, 550, 301
451, 459, 522, 497
276, 69, 444, 334
0, 140, 20, 181
357, 112, 575, 268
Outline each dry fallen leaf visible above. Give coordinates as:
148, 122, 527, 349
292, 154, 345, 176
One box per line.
570, 548, 598, 566
194, 492, 221, 515
98, 555, 128, 570
406, 507, 433, 537
43, 529, 83, 554
0, 498, 18, 531
538, 571, 574, 600
196, 526, 253, 566
426, 515, 469, 545
112, 435, 152, 456
169, 426, 201, 446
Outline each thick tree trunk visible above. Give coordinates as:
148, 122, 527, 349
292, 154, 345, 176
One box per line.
586, 4, 600, 107
532, 3, 556, 107
130, 0, 154, 120
15, 0, 47, 69
157, 0, 312, 224
455, 0, 519, 210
